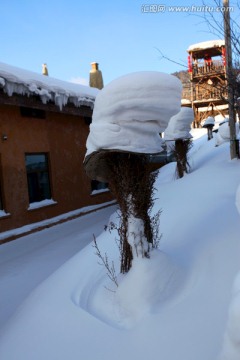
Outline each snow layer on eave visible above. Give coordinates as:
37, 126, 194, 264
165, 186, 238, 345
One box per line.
0, 62, 98, 110
187, 39, 225, 53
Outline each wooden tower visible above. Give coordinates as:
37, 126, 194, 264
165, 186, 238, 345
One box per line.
187, 40, 228, 127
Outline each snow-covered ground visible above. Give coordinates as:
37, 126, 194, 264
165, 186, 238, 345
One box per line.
0, 129, 240, 360
0, 205, 116, 328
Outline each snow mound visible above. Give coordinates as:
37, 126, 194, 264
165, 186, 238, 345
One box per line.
220, 272, 240, 360
220, 187, 240, 360
236, 184, 240, 216
86, 71, 182, 155
203, 116, 215, 127
115, 251, 185, 327
164, 106, 194, 140
215, 121, 240, 146
76, 250, 185, 329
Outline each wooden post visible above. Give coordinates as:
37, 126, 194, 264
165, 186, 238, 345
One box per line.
223, 0, 238, 159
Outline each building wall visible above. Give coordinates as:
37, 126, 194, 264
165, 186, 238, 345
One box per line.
0, 104, 112, 233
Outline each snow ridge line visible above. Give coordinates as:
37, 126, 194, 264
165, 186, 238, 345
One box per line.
0, 201, 116, 245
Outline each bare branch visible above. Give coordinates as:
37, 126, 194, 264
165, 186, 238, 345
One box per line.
154, 47, 188, 69
92, 234, 118, 288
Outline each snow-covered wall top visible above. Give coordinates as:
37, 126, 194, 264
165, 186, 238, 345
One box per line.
187, 40, 225, 53
164, 107, 194, 140
86, 71, 182, 155
0, 62, 98, 110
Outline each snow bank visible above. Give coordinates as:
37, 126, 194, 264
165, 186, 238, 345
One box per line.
0, 61, 98, 110
164, 106, 194, 140
86, 71, 182, 155
77, 237, 185, 330
236, 184, 240, 216
115, 251, 184, 328
0, 200, 115, 241
215, 121, 240, 146
220, 272, 240, 360
215, 115, 228, 125
219, 184, 240, 360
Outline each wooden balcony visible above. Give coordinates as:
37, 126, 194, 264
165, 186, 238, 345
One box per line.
192, 60, 225, 78
193, 87, 228, 102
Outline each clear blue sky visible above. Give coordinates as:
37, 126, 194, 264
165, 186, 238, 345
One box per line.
0, 0, 236, 86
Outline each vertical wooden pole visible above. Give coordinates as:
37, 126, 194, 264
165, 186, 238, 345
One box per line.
223, 0, 238, 159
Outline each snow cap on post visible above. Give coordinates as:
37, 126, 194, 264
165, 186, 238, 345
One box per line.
164, 107, 194, 140
86, 71, 182, 156
202, 116, 215, 128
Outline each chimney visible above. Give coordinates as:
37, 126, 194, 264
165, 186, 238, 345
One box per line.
42, 63, 49, 76
89, 62, 103, 89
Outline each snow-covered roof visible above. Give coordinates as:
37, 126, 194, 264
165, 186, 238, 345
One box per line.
187, 40, 225, 53
0, 62, 98, 110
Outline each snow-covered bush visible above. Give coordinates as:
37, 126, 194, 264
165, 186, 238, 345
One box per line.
164, 107, 194, 178
85, 71, 182, 272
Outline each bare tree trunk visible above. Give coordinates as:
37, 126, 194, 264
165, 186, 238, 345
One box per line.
174, 139, 192, 178
105, 152, 158, 273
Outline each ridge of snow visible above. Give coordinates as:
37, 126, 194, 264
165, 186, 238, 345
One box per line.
0, 200, 115, 241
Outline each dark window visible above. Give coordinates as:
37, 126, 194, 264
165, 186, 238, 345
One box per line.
25, 153, 51, 203
84, 117, 92, 125
91, 180, 108, 193
20, 107, 46, 119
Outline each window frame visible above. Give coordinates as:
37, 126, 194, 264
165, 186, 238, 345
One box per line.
0, 154, 10, 217
91, 180, 109, 195
25, 152, 52, 205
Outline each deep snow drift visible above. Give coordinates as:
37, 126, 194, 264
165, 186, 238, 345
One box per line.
0, 130, 240, 360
